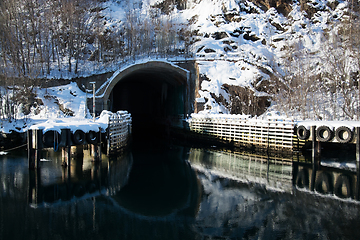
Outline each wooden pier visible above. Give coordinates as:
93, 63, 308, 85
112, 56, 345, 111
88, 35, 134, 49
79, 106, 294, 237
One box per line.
188, 114, 360, 151
188, 114, 296, 153
188, 114, 360, 200
27, 111, 132, 169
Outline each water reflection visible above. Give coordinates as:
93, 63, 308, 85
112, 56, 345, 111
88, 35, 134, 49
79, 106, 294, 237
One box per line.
188, 149, 293, 192
187, 148, 360, 239
26, 149, 133, 207
1, 144, 360, 240
112, 146, 200, 217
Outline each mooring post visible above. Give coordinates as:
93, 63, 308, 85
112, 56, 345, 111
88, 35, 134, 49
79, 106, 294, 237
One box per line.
92, 130, 101, 162
27, 130, 33, 167
61, 147, 66, 166
28, 129, 42, 169
67, 129, 71, 167
355, 127, 360, 200
98, 130, 102, 160
61, 129, 71, 167
310, 125, 319, 191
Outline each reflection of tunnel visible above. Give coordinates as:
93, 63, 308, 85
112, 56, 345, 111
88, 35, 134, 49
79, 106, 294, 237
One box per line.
112, 145, 201, 217
108, 63, 188, 139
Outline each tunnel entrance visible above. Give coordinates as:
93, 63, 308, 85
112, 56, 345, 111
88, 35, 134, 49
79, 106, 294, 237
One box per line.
107, 62, 188, 141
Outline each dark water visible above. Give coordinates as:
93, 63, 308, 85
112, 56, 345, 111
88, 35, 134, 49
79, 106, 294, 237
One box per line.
1, 143, 360, 240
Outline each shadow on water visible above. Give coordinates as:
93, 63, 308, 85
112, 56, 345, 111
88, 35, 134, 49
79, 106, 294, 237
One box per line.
2, 139, 360, 239
111, 145, 200, 217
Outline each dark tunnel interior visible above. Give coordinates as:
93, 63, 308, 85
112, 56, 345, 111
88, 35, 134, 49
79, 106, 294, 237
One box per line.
109, 69, 186, 142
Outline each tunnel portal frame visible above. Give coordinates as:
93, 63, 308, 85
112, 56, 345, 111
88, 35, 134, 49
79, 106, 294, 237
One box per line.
100, 60, 191, 119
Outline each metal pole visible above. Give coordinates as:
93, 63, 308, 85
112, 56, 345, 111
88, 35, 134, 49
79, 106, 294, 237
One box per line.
90, 82, 96, 122
84, 85, 87, 117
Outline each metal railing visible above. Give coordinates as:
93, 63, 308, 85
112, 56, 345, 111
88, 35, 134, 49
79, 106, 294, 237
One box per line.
107, 111, 132, 155
188, 114, 296, 151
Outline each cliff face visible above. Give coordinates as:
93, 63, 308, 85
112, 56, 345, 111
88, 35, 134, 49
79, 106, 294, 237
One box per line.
250, 0, 346, 18
250, 0, 293, 16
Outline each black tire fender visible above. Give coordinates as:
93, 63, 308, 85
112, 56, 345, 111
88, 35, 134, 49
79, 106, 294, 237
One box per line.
296, 125, 310, 140
296, 169, 309, 189
43, 130, 61, 148
316, 126, 334, 142
72, 129, 85, 145
86, 130, 99, 144
315, 172, 333, 194
334, 174, 352, 199
335, 126, 353, 143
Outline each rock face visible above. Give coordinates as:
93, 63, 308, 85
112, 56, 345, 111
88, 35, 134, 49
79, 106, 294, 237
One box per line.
251, 0, 343, 18
210, 84, 271, 116
250, 0, 293, 16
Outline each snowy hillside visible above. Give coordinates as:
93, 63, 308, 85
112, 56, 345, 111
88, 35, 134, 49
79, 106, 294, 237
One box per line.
0, 0, 359, 127
174, 0, 359, 120
0, 82, 90, 133
95, 0, 359, 120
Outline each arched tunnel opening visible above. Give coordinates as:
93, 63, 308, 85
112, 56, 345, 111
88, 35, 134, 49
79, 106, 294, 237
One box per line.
108, 67, 187, 142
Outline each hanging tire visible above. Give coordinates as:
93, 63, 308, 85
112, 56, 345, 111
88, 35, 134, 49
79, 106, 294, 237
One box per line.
296, 125, 310, 140
86, 130, 99, 144
43, 130, 61, 148
296, 169, 309, 189
315, 172, 333, 195
334, 174, 352, 199
316, 126, 334, 142
335, 126, 353, 143
72, 130, 85, 145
